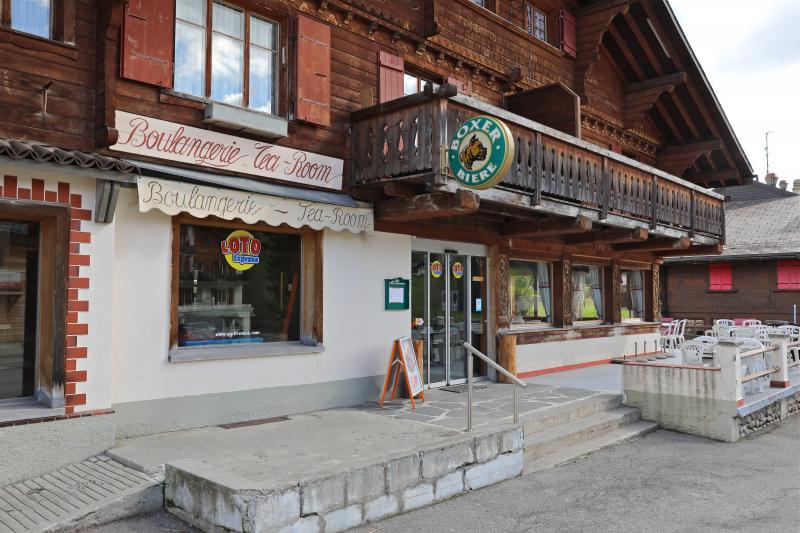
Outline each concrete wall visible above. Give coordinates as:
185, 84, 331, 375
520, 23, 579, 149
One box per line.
517, 330, 658, 374
622, 363, 739, 442
111, 189, 411, 435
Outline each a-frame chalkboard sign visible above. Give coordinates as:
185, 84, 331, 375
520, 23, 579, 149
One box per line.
379, 337, 425, 409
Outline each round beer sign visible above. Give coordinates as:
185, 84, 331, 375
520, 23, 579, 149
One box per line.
220, 230, 262, 271
452, 261, 464, 279
448, 115, 515, 190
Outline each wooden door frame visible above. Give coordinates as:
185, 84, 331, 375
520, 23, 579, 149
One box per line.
0, 200, 70, 407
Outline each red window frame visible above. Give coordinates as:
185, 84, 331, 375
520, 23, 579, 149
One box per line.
708, 263, 732, 291
777, 260, 800, 290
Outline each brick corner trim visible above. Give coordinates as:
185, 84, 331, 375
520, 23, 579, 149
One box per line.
2, 175, 92, 414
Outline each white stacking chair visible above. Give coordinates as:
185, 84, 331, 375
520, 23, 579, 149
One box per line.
715, 319, 735, 327
739, 338, 767, 395
752, 325, 771, 342
662, 319, 687, 353
743, 319, 762, 327
681, 342, 705, 365
730, 327, 755, 340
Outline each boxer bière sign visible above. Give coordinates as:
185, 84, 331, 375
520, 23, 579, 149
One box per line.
448, 115, 515, 190
111, 111, 344, 190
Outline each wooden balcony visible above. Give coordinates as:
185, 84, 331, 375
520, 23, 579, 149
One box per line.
350, 86, 725, 248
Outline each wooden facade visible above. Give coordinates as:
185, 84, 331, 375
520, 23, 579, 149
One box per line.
0, 0, 754, 378
664, 261, 800, 326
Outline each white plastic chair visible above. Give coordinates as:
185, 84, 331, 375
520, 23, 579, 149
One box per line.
743, 319, 762, 327
715, 319, 735, 327
662, 319, 686, 353
681, 342, 705, 365
751, 325, 771, 342
739, 338, 767, 395
730, 327, 755, 340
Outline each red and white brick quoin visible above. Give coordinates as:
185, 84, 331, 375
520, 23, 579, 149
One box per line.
2, 175, 90, 414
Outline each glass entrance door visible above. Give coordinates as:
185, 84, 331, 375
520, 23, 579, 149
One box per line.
0, 220, 39, 400
411, 250, 487, 387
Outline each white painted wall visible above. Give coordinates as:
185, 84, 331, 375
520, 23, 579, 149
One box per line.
516, 331, 659, 374
3, 170, 114, 411
111, 188, 411, 404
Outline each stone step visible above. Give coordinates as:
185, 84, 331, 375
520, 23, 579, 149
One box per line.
523, 407, 642, 460
520, 393, 624, 435
524, 421, 659, 473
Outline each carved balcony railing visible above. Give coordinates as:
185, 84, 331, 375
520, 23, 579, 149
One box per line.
350, 88, 725, 242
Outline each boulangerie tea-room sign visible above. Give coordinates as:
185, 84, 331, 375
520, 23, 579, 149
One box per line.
111, 111, 344, 190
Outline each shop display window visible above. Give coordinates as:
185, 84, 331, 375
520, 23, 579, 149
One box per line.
177, 224, 301, 347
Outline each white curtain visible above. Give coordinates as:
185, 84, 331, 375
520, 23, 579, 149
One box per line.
588, 267, 603, 320
537, 262, 552, 322
630, 270, 644, 318
571, 271, 585, 321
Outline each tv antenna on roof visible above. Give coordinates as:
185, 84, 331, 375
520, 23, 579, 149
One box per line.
765, 131, 774, 176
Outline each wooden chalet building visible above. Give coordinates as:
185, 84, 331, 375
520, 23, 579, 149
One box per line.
0, 0, 752, 482
664, 181, 800, 326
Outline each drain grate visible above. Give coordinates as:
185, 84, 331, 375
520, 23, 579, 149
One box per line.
440, 385, 488, 393
219, 416, 289, 429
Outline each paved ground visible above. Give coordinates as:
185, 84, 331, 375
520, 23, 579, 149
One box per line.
88, 417, 799, 533
351, 416, 800, 533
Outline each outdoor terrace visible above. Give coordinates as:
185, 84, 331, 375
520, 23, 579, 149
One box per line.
350, 86, 725, 251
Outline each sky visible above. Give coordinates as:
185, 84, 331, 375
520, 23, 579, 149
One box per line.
670, 0, 800, 184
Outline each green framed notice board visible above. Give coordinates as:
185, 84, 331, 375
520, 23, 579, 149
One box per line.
384, 278, 409, 310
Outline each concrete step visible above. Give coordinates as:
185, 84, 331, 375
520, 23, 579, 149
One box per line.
520, 393, 624, 435
525, 421, 659, 473
524, 407, 642, 460
0, 455, 163, 533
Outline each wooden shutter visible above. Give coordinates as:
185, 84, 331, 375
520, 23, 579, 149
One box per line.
778, 260, 800, 289
379, 51, 404, 103
709, 263, 732, 291
446, 77, 471, 96
559, 10, 577, 58
121, 0, 175, 87
296, 15, 331, 127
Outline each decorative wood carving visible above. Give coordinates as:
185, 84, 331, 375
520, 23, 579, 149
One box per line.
562, 258, 573, 327
497, 252, 511, 328
652, 263, 661, 321
574, 1, 631, 101
612, 261, 621, 323
623, 73, 687, 130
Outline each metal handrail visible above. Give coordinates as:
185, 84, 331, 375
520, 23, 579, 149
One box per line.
463, 342, 527, 431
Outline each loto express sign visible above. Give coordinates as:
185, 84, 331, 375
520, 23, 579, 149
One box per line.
111, 111, 344, 190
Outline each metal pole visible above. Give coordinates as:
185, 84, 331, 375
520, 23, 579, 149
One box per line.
513, 385, 519, 425
467, 353, 473, 432
794, 304, 797, 325
644, 340, 648, 355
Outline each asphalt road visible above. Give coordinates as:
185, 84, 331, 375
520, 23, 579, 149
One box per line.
85, 416, 800, 533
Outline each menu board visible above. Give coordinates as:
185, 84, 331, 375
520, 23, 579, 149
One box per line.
398, 337, 423, 397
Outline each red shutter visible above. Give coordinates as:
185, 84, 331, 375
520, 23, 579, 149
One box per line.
379, 51, 404, 103
296, 15, 331, 127
121, 0, 175, 87
778, 261, 800, 289
446, 77, 471, 96
709, 263, 732, 291
559, 10, 577, 58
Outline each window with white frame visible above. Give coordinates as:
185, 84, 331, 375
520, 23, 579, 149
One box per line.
526, 4, 547, 42
174, 0, 279, 113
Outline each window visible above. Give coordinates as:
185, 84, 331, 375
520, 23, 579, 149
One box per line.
177, 224, 302, 347
526, 4, 547, 41
509, 260, 552, 326
572, 265, 603, 322
174, 0, 279, 113
777, 260, 800, 290
8, 0, 51, 38
709, 263, 733, 291
470, 0, 485, 6
620, 270, 645, 320
403, 72, 432, 96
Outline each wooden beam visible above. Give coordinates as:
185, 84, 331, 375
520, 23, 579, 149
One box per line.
658, 244, 723, 257
574, 1, 632, 101
657, 140, 722, 176
564, 227, 649, 245
623, 72, 687, 94
615, 236, 691, 252
375, 190, 480, 222
383, 182, 420, 198
500, 215, 592, 237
